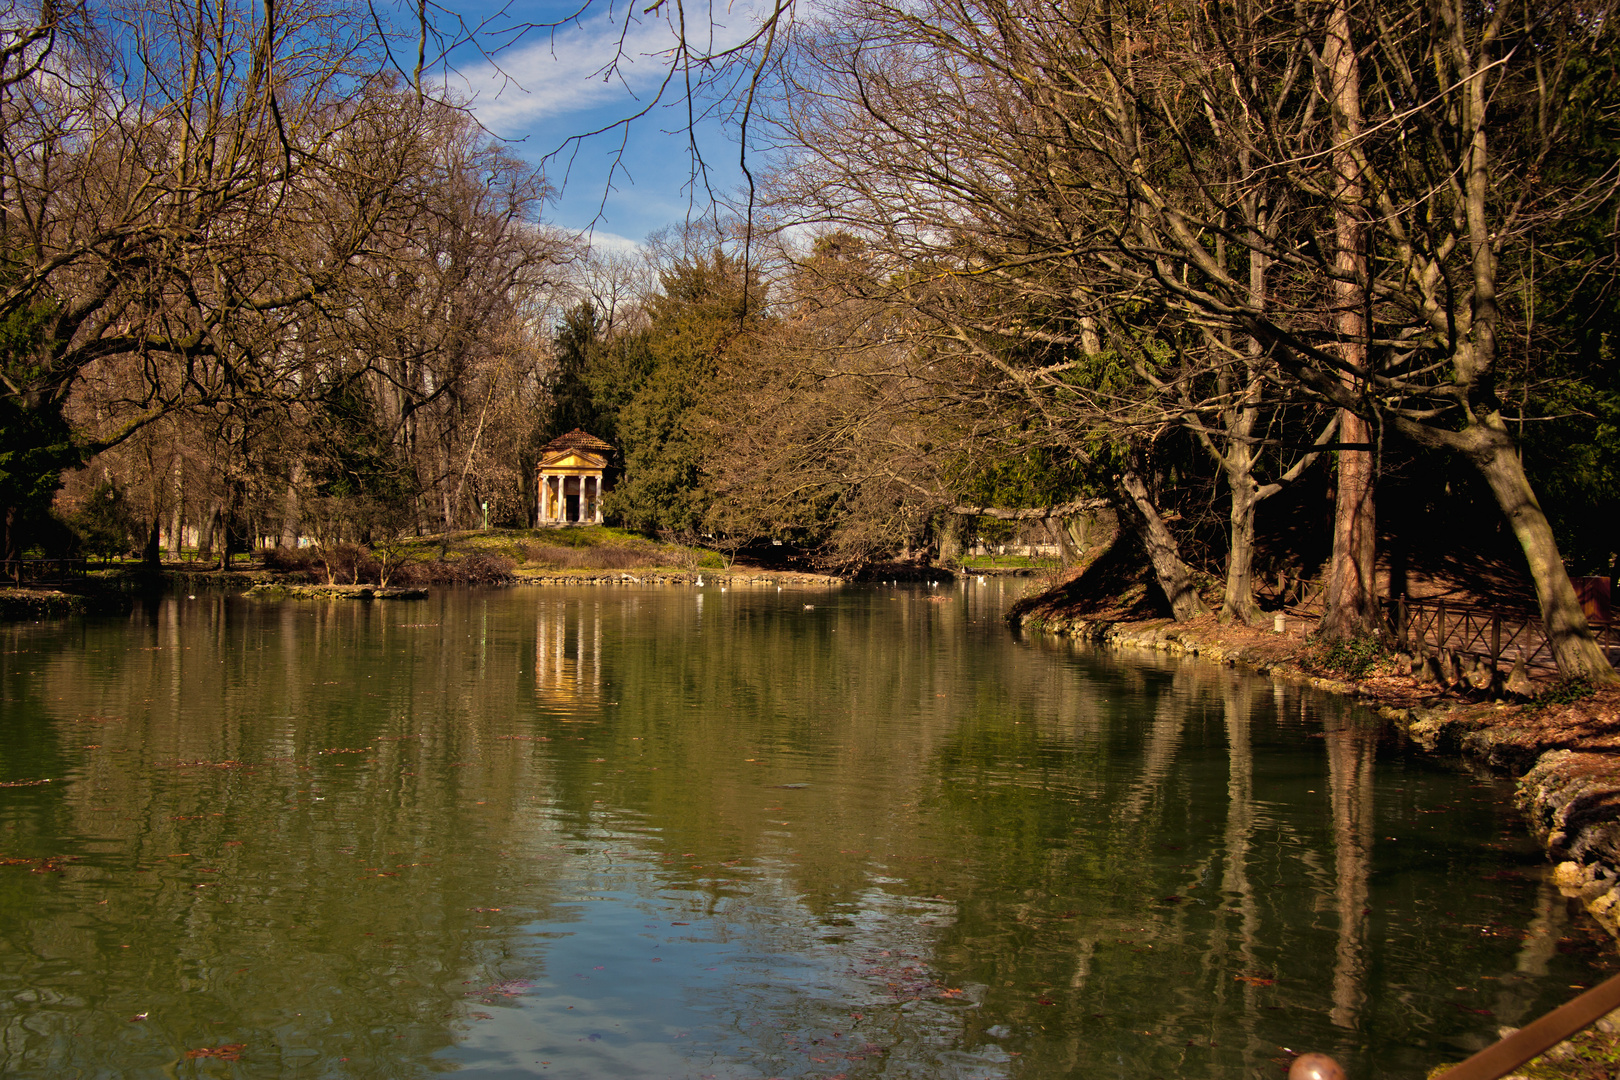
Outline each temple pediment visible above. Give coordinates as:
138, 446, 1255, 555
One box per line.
540, 450, 607, 471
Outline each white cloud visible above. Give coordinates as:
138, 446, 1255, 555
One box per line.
455, 0, 775, 136
456, 17, 676, 133
581, 230, 644, 256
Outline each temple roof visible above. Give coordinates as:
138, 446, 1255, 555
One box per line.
540, 429, 614, 455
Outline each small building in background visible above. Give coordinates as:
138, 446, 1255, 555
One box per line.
536, 430, 613, 525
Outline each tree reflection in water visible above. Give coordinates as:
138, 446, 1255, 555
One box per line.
0, 584, 1613, 1078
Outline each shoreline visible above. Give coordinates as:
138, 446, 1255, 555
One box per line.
1012, 607, 1620, 945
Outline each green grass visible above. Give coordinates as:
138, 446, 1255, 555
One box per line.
45, 527, 728, 576
956, 554, 1062, 570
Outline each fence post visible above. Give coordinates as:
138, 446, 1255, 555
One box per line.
1492, 615, 1502, 670
1398, 595, 1408, 650
1438, 601, 1447, 653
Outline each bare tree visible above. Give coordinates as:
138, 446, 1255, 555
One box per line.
762, 0, 1620, 674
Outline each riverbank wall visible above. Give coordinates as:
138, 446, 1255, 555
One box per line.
1013, 608, 1620, 944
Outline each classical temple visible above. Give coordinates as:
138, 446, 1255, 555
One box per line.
536, 429, 613, 525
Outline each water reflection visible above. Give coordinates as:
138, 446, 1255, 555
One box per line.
1327, 715, 1377, 1029
0, 584, 1613, 1079
536, 600, 604, 712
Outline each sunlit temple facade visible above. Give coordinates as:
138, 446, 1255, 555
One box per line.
536, 429, 612, 525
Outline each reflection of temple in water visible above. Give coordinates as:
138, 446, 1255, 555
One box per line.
536, 603, 603, 708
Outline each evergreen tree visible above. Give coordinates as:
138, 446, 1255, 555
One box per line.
608, 251, 759, 535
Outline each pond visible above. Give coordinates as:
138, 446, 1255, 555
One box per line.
0, 582, 1614, 1079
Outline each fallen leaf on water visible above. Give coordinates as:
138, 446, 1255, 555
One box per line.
186, 1044, 245, 1061
1, 855, 69, 872
128, 1012, 148, 1022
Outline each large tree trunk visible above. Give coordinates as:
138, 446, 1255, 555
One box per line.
278, 461, 302, 549
1224, 472, 1261, 625
198, 501, 220, 560
1117, 465, 1207, 622
1463, 422, 1616, 681
1320, 409, 1381, 639
141, 517, 161, 569
1318, 1, 1382, 641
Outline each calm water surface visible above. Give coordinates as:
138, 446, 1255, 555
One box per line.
0, 583, 1614, 1079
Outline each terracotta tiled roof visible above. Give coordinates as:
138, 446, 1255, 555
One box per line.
540, 429, 614, 455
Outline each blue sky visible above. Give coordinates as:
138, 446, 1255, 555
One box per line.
435, 0, 769, 252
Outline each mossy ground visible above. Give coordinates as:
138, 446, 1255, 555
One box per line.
1425, 1021, 1620, 1080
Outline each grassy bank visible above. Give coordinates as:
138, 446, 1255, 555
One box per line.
1, 527, 841, 610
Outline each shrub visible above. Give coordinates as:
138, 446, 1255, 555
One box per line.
457, 553, 517, 584
590, 545, 660, 570
1312, 635, 1386, 679
521, 542, 662, 570
1535, 676, 1595, 706
263, 546, 319, 572
392, 553, 516, 586
315, 543, 377, 585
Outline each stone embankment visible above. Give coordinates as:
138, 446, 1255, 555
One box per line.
246, 583, 428, 600
514, 570, 843, 588
1015, 608, 1620, 944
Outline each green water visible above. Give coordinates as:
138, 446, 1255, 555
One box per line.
0, 583, 1613, 1079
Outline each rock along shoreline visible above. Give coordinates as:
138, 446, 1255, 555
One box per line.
1014, 608, 1620, 945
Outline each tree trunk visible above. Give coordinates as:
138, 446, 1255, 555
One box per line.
169, 467, 185, 562
2, 505, 17, 580
279, 462, 302, 549
1320, 410, 1381, 639
1463, 422, 1616, 681
1046, 517, 1078, 568
1223, 474, 1260, 625
198, 502, 220, 560
142, 517, 161, 569
1318, 0, 1381, 641
1117, 465, 1207, 621
936, 513, 963, 564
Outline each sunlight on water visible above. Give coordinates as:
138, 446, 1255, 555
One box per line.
0, 582, 1613, 1078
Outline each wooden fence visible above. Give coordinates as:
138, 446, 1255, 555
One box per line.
1255, 573, 1618, 676
0, 558, 87, 585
